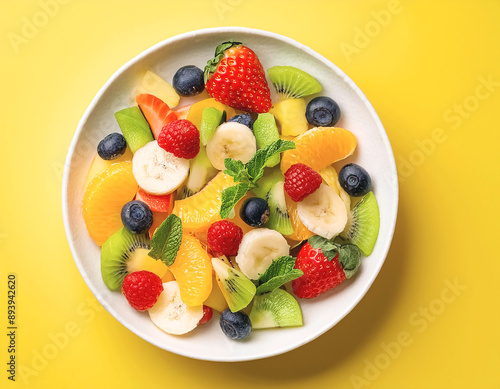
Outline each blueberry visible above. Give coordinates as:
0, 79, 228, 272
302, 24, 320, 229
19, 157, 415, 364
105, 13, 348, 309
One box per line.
121, 201, 153, 234
306, 96, 341, 127
172, 65, 205, 97
338, 163, 372, 197
228, 113, 254, 130
219, 309, 252, 340
97, 133, 127, 160
240, 197, 270, 227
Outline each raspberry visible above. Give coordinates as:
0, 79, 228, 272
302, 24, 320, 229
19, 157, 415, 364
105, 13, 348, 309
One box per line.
157, 119, 200, 159
292, 243, 346, 299
199, 305, 213, 324
121, 271, 163, 311
207, 220, 243, 256
284, 163, 322, 202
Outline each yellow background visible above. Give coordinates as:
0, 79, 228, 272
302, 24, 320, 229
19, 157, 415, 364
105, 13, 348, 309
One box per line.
1, 0, 499, 388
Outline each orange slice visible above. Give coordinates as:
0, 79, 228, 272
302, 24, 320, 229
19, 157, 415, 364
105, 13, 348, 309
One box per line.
83, 162, 138, 246
172, 172, 234, 232
284, 192, 314, 241
280, 127, 357, 173
168, 234, 212, 306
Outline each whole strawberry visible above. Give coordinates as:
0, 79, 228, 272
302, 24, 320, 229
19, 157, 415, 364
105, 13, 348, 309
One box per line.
292, 240, 361, 299
158, 119, 200, 159
122, 270, 163, 311
204, 40, 272, 113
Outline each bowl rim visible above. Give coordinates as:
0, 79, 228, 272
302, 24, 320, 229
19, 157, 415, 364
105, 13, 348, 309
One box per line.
62, 26, 399, 362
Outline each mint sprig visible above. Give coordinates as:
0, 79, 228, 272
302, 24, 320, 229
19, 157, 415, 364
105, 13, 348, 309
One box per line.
246, 140, 296, 181
308, 236, 362, 279
255, 256, 303, 295
219, 139, 295, 219
223, 159, 251, 183
148, 214, 182, 266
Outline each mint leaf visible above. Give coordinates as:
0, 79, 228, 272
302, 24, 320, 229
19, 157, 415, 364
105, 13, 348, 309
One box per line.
255, 256, 303, 295
257, 256, 296, 283
308, 235, 339, 261
256, 270, 303, 295
223, 158, 251, 183
339, 244, 361, 279
246, 140, 295, 181
220, 182, 252, 219
148, 214, 182, 266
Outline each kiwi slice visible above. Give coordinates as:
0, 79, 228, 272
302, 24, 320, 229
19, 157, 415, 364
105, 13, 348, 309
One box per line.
200, 107, 224, 146
340, 191, 380, 256
249, 288, 303, 329
212, 257, 256, 312
265, 181, 293, 235
252, 167, 284, 198
268, 66, 322, 100
253, 113, 280, 167
101, 227, 151, 291
114, 107, 154, 153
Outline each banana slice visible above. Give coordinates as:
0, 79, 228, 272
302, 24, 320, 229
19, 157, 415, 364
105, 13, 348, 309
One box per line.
297, 183, 348, 239
148, 281, 203, 335
132, 141, 189, 195
235, 228, 290, 280
206, 122, 257, 170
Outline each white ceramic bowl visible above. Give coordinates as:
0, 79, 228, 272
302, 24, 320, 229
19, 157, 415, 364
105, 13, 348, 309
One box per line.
62, 27, 398, 361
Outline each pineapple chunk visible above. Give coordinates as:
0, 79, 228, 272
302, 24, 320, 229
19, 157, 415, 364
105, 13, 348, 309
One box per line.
136, 70, 180, 108
126, 248, 169, 279
204, 276, 229, 312
270, 98, 308, 136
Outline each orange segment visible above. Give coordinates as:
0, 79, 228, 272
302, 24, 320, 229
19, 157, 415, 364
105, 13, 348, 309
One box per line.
280, 127, 357, 173
83, 162, 137, 246
172, 172, 234, 232
83, 148, 133, 191
168, 234, 212, 306
148, 211, 170, 239
284, 192, 314, 241
161, 268, 176, 283
187, 98, 237, 129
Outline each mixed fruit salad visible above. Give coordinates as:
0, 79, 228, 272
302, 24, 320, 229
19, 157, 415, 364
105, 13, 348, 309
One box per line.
82, 39, 380, 341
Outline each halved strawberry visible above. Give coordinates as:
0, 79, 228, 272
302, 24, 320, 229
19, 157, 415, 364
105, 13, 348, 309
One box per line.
173, 104, 191, 120
136, 189, 175, 238
136, 94, 178, 139
135, 188, 174, 213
